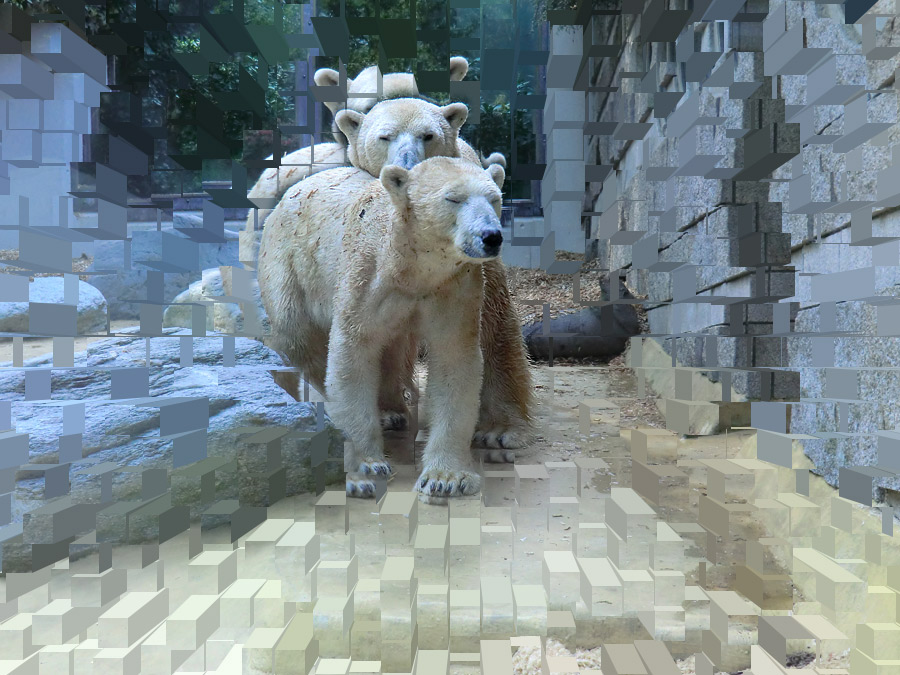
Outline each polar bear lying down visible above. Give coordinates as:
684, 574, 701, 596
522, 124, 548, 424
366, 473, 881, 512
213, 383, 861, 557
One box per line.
257, 157, 506, 498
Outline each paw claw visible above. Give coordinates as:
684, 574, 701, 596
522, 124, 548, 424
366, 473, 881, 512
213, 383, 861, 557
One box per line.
473, 426, 531, 453
484, 448, 516, 463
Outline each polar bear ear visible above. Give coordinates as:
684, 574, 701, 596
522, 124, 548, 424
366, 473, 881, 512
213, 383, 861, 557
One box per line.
335, 110, 365, 145
441, 103, 468, 131
487, 163, 506, 189
315, 68, 350, 116
483, 152, 507, 170
449, 56, 469, 81
380, 166, 410, 207
313, 68, 341, 89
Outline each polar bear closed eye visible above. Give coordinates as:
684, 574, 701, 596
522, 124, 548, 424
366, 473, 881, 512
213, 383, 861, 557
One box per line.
400, 162, 507, 259
244, 57, 476, 236
313, 55, 470, 124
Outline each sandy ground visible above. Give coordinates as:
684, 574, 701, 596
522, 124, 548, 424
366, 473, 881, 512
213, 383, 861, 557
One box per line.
0, 356, 854, 674
0, 261, 862, 674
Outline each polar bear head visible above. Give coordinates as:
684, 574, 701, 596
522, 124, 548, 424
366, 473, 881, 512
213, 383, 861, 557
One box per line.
380, 156, 507, 261
335, 98, 469, 175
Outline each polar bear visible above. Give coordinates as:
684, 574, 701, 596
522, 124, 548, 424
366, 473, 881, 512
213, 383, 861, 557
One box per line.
256, 76, 534, 457
258, 157, 507, 498
333, 99, 535, 455
244, 57, 504, 233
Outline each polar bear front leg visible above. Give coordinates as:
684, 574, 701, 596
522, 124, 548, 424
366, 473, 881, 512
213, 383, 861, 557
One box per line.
415, 275, 485, 498
325, 320, 393, 498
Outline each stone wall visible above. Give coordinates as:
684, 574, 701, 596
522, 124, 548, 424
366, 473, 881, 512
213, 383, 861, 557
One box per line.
573, 0, 900, 503
0, 21, 105, 252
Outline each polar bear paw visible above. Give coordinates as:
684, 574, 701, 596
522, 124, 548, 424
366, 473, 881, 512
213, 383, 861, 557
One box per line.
415, 466, 482, 497
358, 458, 394, 477
473, 426, 532, 456
379, 410, 409, 431
346, 460, 393, 499
346, 474, 377, 498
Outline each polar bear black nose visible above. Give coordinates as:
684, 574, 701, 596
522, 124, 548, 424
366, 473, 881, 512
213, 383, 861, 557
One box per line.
481, 229, 503, 254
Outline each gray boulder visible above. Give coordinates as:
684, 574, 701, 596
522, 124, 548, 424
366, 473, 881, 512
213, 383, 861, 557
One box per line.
0, 277, 107, 335
163, 267, 269, 336
523, 303, 641, 359
522, 277, 641, 360
1, 327, 345, 557
86, 224, 241, 320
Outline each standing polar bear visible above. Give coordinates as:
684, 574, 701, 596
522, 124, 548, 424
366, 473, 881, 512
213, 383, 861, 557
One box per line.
269, 97, 478, 430
331, 98, 535, 454
244, 56, 504, 232
260, 95, 535, 456
257, 157, 507, 498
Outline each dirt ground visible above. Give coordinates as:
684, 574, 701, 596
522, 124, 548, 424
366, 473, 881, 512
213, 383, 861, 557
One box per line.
0, 358, 850, 675
505, 251, 650, 333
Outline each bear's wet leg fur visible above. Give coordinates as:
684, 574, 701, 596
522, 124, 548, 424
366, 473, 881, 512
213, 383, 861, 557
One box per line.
474, 258, 536, 459
378, 330, 418, 431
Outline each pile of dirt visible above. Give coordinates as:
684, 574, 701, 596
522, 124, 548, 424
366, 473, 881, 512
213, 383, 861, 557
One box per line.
505, 251, 648, 334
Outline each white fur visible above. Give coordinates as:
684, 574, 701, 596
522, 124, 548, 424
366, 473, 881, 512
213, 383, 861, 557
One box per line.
257, 157, 506, 498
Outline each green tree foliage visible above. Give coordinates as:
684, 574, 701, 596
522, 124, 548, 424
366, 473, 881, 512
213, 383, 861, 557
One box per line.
10, 0, 545, 200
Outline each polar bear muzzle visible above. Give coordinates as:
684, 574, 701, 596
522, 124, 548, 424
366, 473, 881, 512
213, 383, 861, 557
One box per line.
457, 202, 504, 259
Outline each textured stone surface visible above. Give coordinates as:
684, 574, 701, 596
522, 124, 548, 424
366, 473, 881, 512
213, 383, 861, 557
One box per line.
162, 267, 269, 336
86, 224, 241, 320
586, 0, 900, 495
0, 277, 107, 334
2, 327, 344, 538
